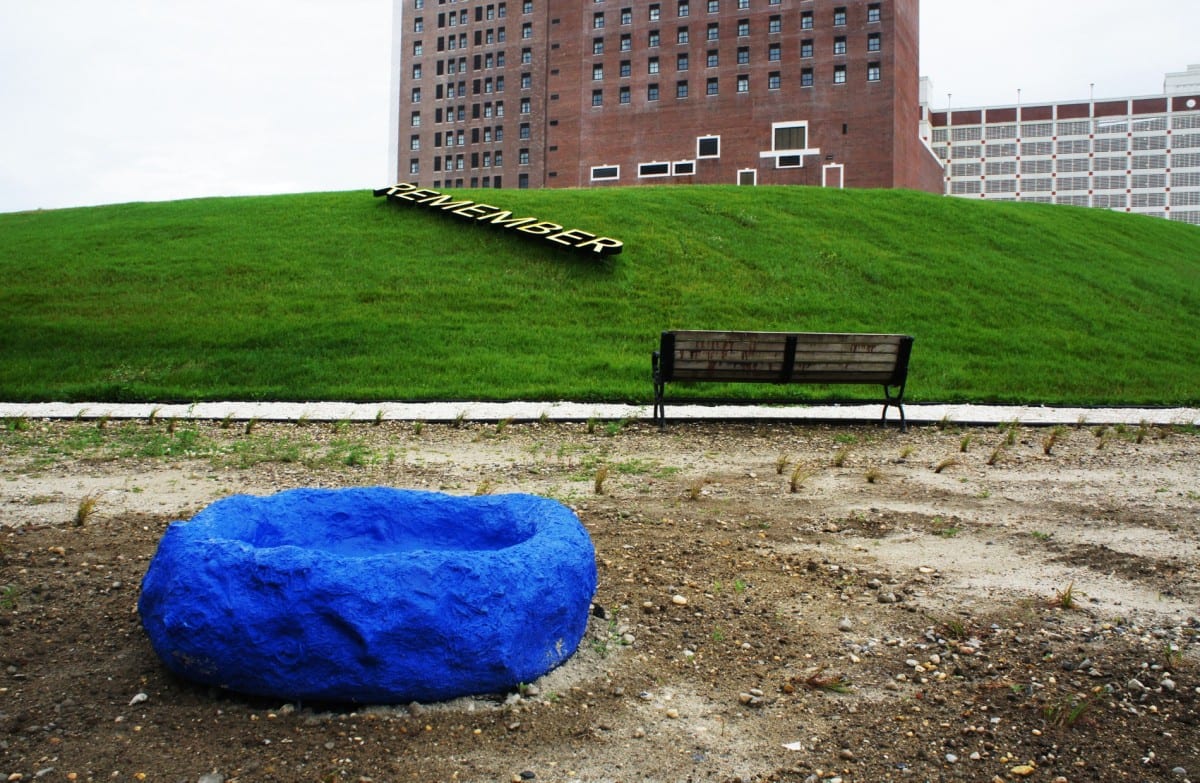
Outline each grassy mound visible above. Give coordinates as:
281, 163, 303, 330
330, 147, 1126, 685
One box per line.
1, 186, 1196, 405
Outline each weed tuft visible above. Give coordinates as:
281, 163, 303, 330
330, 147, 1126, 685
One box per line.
775, 453, 790, 475
789, 464, 814, 493
593, 464, 610, 495
933, 457, 959, 474
74, 493, 100, 527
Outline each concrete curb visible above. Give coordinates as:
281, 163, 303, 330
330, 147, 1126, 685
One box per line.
0, 401, 1196, 427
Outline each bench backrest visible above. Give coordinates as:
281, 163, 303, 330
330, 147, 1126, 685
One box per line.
658, 330, 913, 387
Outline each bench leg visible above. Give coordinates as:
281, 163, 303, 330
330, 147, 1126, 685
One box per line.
653, 381, 665, 431
881, 385, 907, 432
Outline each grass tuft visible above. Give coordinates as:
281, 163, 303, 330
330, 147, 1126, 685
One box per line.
74, 493, 100, 527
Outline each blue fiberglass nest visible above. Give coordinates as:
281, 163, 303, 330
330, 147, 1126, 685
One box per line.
138, 488, 598, 704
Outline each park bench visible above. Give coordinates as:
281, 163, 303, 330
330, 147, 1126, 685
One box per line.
651, 330, 914, 431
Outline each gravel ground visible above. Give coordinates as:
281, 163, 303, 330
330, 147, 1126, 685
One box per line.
1, 418, 1198, 782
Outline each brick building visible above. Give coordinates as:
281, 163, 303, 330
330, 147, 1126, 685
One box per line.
388, 0, 943, 191
926, 65, 1200, 225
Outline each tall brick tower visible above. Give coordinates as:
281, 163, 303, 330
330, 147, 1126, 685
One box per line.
389, 0, 942, 191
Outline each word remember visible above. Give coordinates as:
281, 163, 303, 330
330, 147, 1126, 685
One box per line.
373, 183, 623, 256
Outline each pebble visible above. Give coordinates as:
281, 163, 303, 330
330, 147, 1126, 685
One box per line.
1161, 678, 1177, 692
1172, 767, 1188, 777
878, 592, 899, 604
1010, 764, 1036, 776
671, 595, 688, 606
197, 774, 225, 783
945, 753, 958, 763
632, 727, 646, 738
838, 618, 854, 632
665, 708, 680, 719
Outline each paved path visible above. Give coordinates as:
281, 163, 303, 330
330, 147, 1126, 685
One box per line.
0, 401, 1196, 427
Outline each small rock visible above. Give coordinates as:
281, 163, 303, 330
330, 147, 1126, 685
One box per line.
1161, 678, 1177, 692
945, 753, 958, 763
519, 772, 536, 781
128, 692, 148, 706
665, 708, 680, 719
1010, 764, 1036, 777
838, 749, 856, 761
672, 595, 688, 606
1171, 767, 1187, 777
1127, 678, 1146, 692
198, 774, 225, 783
878, 592, 899, 604
632, 727, 646, 738
838, 618, 854, 632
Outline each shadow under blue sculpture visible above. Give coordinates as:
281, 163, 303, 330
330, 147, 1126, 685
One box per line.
139, 488, 598, 704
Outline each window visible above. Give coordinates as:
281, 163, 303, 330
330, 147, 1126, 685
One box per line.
833, 37, 846, 55
707, 0, 719, 11
706, 23, 718, 40
768, 14, 781, 33
768, 71, 780, 89
410, 135, 420, 150
736, 74, 749, 93
521, 22, 532, 38
591, 165, 620, 181
414, 0, 424, 8
706, 50, 718, 67
410, 159, 420, 174
768, 43, 780, 61
620, 34, 632, 50
521, 72, 532, 88
677, 27, 689, 43
620, 60, 631, 76
774, 122, 807, 151
678, 0, 689, 16
697, 135, 720, 157
648, 30, 660, 46
801, 39, 813, 57
833, 65, 846, 84
495, 125, 503, 140
801, 68, 813, 87
649, 4, 661, 20
867, 3, 881, 22
593, 12, 605, 27
647, 83, 660, 100
592, 89, 603, 106
676, 80, 688, 97
673, 160, 695, 175
737, 46, 749, 64
833, 7, 846, 25
677, 53, 689, 69
738, 169, 756, 186
639, 162, 671, 177
620, 7, 632, 24
523, 0, 533, 12
411, 111, 421, 126
412, 87, 422, 102
648, 56, 660, 74
738, 0, 749, 7
526, 46, 536, 61
619, 86, 631, 103
520, 97, 531, 113
867, 62, 880, 81
412, 64, 423, 79
593, 64, 604, 80
737, 19, 749, 36
800, 11, 813, 29
706, 77, 718, 95
519, 122, 530, 139
414, 17, 424, 32
519, 149, 530, 164
867, 32, 881, 52
413, 41, 424, 56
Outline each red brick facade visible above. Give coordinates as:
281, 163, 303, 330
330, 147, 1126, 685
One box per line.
393, 0, 942, 192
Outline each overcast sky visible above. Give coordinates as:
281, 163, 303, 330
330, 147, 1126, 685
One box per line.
0, 1, 1196, 214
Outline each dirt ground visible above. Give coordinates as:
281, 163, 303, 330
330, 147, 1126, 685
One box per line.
1, 417, 1197, 783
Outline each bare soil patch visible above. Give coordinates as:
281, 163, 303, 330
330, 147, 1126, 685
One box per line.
2, 419, 1198, 782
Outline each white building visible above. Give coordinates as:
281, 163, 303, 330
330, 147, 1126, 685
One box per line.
925, 69, 1200, 225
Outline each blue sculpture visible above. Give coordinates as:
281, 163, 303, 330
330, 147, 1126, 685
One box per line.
138, 488, 598, 703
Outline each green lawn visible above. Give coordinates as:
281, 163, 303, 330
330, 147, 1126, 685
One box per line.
1, 185, 1196, 405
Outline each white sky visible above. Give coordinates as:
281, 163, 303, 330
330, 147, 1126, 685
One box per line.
0, 0, 1196, 214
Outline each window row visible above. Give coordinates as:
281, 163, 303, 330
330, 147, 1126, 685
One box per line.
588, 2, 878, 25
588, 35, 879, 74
431, 3, 506, 28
